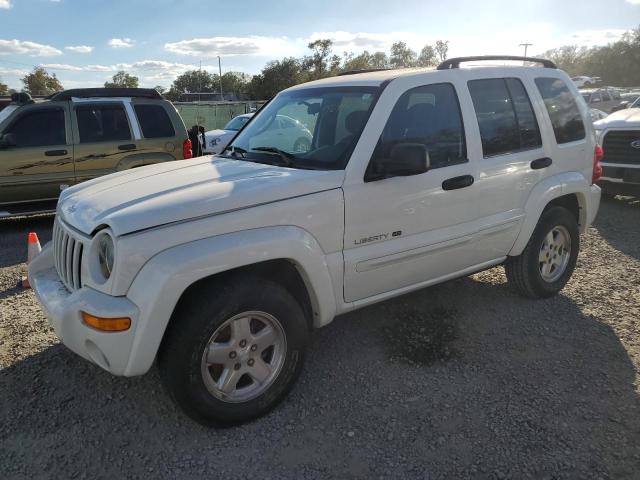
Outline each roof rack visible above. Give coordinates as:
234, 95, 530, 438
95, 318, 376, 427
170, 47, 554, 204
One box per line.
437, 56, 557, 70
49, 88, 162, 101
337, 68, 393, 76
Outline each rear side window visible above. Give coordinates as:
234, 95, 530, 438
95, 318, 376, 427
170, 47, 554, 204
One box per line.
468, 78, 542, 157
370, 83, 467, 171
534, 78, 585, 144
134, 104, 175, 138
76, 104, 131, 143
6, 108, 66, 147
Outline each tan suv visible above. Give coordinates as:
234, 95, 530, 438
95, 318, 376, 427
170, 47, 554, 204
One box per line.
0, 88, 192, 217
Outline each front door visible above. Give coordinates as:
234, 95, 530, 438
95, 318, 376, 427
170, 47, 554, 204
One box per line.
0, 104, 74, 205
343, 81, 479, 303
71, 101, 137, 183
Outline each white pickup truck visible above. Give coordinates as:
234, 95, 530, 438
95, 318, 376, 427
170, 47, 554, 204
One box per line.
29, 56, 602, 426
594, 107, 640, 196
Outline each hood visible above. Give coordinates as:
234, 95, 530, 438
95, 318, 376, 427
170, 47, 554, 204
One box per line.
58, 157, 344, 236
594, 108, 640, 129
205, 129, 233, 138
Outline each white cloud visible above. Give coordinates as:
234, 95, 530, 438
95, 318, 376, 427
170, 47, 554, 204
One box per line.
0, 0, 11, 9
108, 38, 134, 49
0, 66, 27, 76
65, 45, 93, 53
0, 39, 62, 56
558, 29, 628, 46
164, 36, 294, 57
40, 63, 84, 71
625, 0, 640, 4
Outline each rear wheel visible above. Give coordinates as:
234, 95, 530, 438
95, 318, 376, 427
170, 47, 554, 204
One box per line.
158, 275, 309, 426
505, 206, 579, 298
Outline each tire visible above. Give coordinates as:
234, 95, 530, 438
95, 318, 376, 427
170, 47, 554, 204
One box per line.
158, 274, 309, 426
505, 206, 579, 299
293, 137, 311, 153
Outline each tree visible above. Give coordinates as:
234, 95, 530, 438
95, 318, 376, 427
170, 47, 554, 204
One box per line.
168, 69, 216, 96
0, 78, 8, 96
248, 57, 302, 99
541, 25, 640, 86
220, 71, 251, 97
301, 39, 334, 80
22, 67, 64, 96
343, 50, 389, 71
104, 70, 139, 88
417, 45, 437, 67
153, 85, 166, 94
435, 40, 449, 62
390, 41, 417, 68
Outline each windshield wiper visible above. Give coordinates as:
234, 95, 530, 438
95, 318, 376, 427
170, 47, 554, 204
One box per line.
251, 147, 296, 167
222, 145, 248, 158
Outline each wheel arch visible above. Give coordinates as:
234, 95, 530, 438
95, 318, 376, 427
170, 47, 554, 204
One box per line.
509, 173, 592, 256
123, 226, 336, 376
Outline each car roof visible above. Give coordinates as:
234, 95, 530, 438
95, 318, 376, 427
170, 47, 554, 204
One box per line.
285, 65, 558, 91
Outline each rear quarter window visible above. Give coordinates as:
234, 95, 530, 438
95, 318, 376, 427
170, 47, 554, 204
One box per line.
534, 78, 585, 144
134, 104, 175, 138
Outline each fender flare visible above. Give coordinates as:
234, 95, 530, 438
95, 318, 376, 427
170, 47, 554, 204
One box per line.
509, 172, 592, 256
123, 226, 336, 376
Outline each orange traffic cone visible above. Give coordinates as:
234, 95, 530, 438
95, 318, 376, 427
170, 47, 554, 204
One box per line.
21, 232, 42, 289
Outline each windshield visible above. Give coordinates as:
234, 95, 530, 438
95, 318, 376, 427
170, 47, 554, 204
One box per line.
0, 105, 19, 124
224, 115, 251, 131
224, 86, 380, 170
632, 97, 640, 109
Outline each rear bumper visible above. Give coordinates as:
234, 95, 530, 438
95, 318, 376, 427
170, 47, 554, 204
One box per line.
28, 244, 140, 376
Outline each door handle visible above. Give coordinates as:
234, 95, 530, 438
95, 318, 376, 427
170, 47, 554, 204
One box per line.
45, 149, 68, 156
118, 143, 137, 151
530, 157, 552, 170
442, 175, 474, 191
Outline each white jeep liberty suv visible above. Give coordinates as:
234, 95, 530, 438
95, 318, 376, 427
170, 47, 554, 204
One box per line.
29, 56, 602, 426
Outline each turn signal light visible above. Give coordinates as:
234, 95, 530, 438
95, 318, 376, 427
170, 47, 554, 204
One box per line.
81, 312, 131, 332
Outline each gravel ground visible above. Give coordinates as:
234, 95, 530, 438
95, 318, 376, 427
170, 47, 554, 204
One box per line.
1, 196, 639, 479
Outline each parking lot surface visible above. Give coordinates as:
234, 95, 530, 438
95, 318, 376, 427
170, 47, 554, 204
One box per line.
1, 197, 639, 479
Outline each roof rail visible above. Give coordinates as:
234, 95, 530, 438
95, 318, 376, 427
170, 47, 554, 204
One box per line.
437, 55, 557, 70
337, 68, 393, 76
49, 88, 162, 101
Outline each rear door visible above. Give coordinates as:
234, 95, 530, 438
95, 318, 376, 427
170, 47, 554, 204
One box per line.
71, 101, 138, 183
463, 74, 548, 262
131, 100, 183, 163
0, 104, 74, 205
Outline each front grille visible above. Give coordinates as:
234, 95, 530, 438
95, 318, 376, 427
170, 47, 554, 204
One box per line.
52, 218, 83, 291
602, 130, 640, 165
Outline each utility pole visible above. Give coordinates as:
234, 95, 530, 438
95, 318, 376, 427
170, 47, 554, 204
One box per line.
519, 43, 533, 58
217, 56, 223, 101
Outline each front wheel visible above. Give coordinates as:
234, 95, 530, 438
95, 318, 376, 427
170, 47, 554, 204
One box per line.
505, 206, 580, 298
158, 275, 309, 426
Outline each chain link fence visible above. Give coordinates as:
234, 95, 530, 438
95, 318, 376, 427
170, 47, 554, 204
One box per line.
174, 101, 266, 131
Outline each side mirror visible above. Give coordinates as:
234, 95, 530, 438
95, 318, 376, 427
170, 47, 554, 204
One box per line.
0, 133, 16, 148
366, 143, 430, 181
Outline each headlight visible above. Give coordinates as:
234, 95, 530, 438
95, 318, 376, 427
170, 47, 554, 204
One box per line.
97, 233, 114, 280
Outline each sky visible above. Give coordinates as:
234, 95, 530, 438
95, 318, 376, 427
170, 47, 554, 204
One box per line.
0, 0, 639, 90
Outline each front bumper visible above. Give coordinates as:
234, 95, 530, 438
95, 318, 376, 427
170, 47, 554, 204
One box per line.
28, 243, 140, 375
599, 164, 640, 195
